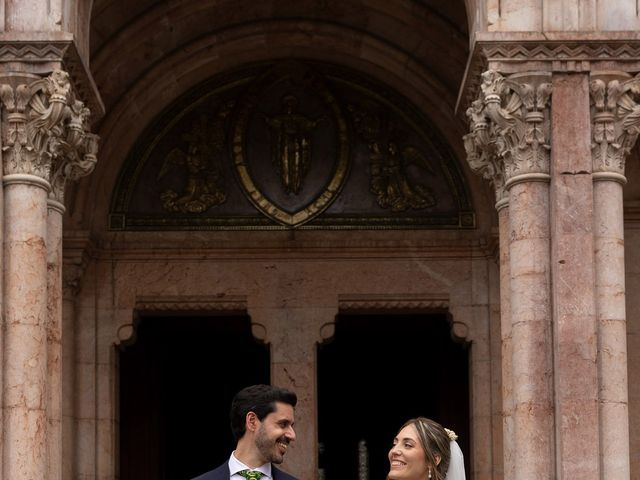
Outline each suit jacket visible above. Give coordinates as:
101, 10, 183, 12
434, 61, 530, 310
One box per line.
191, 461, 298, 480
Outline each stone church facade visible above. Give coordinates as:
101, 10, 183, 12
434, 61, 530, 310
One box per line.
1, 1, 640, 479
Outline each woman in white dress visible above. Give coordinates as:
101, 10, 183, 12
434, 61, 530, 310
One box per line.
387, 417, 466, 480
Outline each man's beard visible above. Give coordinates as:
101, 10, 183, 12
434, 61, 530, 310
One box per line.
255, 425, 288, 464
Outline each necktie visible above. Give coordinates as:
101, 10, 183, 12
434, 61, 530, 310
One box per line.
237, 470, 265, 480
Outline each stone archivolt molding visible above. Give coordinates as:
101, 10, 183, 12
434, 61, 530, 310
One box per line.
590, 72, 640, 182
463, 69, 552, 203
0, 69, 99, 201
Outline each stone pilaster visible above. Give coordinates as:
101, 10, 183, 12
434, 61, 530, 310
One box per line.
465, 69, 555, 480
0, 69, 98, 480
248, 305, 337, 480
61, 233, 91, 480
550, 72, 599, 479
589, 71, 640, 480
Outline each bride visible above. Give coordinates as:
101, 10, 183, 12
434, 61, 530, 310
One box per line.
387, 417, 466, 480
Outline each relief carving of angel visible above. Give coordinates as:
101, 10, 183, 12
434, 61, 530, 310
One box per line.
157, 104, 233, 213
369, 141, 437, 212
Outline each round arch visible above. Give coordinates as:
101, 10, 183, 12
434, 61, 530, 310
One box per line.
72, 3, 495, 231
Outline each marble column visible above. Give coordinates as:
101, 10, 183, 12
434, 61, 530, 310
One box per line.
594, 172, 630, 479
463, 79, 513, 480
465, 70, 555, 480
590, 71, 639, 480
0, 70, 97, 480
47, 199, 65, 480
2, 172, 50, 479
550, 73, 599, 479
1, 71, 64, 480
496, 200, 513, 480
507, 171, 554, 480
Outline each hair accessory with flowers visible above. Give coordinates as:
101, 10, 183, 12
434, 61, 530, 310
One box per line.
444, 428, 458, 441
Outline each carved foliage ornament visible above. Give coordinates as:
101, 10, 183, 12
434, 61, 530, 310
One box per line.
463, 70, 552, 201
590, 73, 640, 176
0, 70, 99, 201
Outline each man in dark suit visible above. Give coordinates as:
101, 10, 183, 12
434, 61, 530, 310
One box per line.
192, 384, 298, 480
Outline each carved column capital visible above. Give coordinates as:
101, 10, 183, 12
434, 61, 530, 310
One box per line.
464, 70, 552, 204
0, 69, 99, 199
590, 72, 640, 183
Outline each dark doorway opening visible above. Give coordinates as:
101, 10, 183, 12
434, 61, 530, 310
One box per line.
119, 315, 269, 480
318, 313, 470, 480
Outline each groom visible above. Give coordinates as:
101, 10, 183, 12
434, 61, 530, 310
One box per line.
192, 384, 299, 480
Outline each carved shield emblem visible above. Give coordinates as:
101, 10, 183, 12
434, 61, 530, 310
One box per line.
232, 63, 349, 227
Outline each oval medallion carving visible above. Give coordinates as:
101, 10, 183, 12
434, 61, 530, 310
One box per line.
232, 62, 350, 227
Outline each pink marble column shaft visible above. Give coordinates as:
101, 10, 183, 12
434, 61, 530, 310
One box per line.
550, 73, 600, 479
47, 200, 65, 480
507, 178, 554, 480
2, 175, 50, 480
497, 202, 514, 480
594, 177, 630, 479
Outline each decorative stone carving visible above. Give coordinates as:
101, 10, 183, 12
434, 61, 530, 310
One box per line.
0, 69, 99, 199
457, 36, 640, 115
463, 70, 552, 198
590, 73, 640, 178
158, 106, 231, 213
0, 40, 104, 118
348, 104, 437, 211
134, 295, 248, 312
463, 99, 506, 203
49, 110, 99, 203
266, 94, 321, 195
337, 293, 449, 311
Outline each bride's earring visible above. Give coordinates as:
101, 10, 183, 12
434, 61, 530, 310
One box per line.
428, 467, 432, 479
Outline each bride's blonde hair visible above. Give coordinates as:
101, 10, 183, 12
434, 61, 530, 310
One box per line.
388, 417, 451, 480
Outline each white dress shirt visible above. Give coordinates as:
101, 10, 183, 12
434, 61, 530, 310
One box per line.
228, 451, 272, 479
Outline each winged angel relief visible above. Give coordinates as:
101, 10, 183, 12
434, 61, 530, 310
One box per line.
349, 104, 436, 212
157, 102, 234, 213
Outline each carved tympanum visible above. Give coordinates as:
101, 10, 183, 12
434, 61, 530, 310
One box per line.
590, 73, 640, 176
0, 69, 99, 201
464, 70, 552, 202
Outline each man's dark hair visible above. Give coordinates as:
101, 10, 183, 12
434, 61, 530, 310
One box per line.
230, 384, 297, 441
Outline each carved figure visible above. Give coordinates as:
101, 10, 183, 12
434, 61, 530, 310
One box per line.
158, 103, 233, 213
369, 141, 436, 211
265, 95, 321, 195
349, 103, 437, 212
